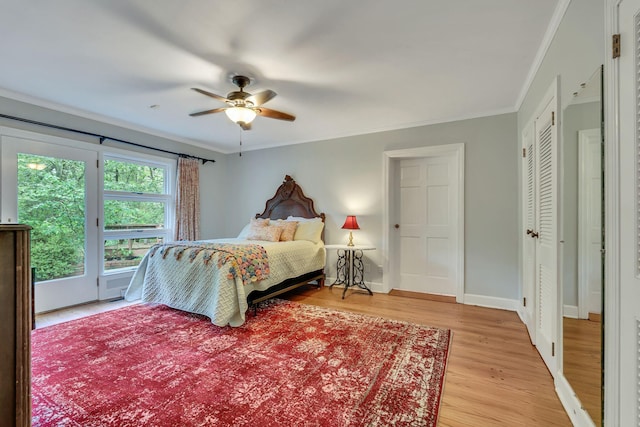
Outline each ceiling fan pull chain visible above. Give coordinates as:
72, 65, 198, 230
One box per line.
239, 129, 242, 157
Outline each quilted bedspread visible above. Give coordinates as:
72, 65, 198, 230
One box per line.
125, 239, 325, 327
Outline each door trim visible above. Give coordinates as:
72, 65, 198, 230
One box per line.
382, 144, 465, 302
577, 128, 602, 319
603, 1, 622, 425
1, 133, 99, 312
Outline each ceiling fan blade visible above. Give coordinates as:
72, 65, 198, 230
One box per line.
238, 121, 252, 131
189, 107, 227, 117
191, 88, 230, 103
247, 90, 277, 106
256, 107, 296, 121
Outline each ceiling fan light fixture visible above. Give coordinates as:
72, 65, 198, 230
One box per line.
191, 76, 295, 127
225, 107, 257, 124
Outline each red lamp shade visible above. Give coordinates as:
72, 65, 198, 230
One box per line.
341, 215, 360, 230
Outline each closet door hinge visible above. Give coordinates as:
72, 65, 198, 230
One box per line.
523, 297, 526, 307
551, 111, 555, 126
522, 148, 526, 158
552, 342, 555, 357
612, 34, 620, 59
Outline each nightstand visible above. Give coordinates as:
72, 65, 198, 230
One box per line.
324, 244, 375, 299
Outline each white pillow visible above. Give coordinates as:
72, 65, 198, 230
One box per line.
286, 216, 322, 222
293, 221, 324, 243
237, 223, 251, 239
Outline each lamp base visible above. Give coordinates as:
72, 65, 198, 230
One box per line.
347, 231, 354, 247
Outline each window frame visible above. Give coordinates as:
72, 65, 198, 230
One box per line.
100, 151, 175, 274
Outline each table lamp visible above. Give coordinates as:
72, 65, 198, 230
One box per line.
341, 215, 360, 246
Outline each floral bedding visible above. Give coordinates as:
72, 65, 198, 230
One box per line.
149, 242, 270, 285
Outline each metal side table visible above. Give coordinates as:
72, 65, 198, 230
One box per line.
325, 244, 375, 299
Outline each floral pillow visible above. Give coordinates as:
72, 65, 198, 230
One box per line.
251, 218, 270, 227
246, 224, 283, 242
274, 220, 298, 242
238, 218, 270, 239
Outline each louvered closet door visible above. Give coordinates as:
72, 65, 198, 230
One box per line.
522, 125, 537, 343
534, 100, 558, 375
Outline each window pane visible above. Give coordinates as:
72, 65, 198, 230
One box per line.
104, 237, 164, 271
104, 200, 165, 230
18, 153, 85, 281
104, 159, 165, 194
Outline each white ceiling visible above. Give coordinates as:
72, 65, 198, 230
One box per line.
0, 0, 561, 154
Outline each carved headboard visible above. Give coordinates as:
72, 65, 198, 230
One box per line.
255, 175, 326, 223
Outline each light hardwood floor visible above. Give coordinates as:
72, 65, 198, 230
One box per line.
563, 317, 602, 427
35, 298, 135, 328
36, 286, 572, 426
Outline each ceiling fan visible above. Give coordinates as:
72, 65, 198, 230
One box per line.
190, 75, 296, 130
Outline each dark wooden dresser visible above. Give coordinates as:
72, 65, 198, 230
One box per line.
0, 224, 32, 427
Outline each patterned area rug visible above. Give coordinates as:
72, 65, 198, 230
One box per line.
32, 300, 451, 426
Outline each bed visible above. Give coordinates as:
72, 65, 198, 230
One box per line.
124, 175, 326, 327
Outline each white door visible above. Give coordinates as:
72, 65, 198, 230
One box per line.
522, 123, 537, 342
578, 128, 602, 318
1, 135, 99, 312
617, 0, 640, 421
534, 96, 559, 375
397, 154, 459, 297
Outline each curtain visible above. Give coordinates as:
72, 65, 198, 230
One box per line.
174, 157, 200, 241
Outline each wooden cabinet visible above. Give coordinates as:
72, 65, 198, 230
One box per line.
0, 225, 32, 427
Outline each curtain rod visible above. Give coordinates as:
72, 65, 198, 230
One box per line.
0, 113, 216, 164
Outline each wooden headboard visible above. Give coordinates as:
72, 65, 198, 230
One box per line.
255, 175, 325, 222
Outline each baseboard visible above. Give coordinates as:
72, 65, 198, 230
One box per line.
516, 304, 527, 324
388, 289, 457, 303
324, 277, 384, 294
563, 305, 579, 318
555, 374, 597, 427
323, 283, 519, 311
462, 294, 519, 311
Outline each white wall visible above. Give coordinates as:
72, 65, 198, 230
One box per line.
518, 0, 604, 126
216, 113, 519, 300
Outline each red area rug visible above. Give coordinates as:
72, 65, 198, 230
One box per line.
32, 300, 451, 426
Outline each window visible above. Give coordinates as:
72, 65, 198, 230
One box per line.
102, 154, 174, 273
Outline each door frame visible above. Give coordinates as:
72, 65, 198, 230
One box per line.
382, 143, 465, 302
577, 128, 602, 319
1, 129, 100, 312
603, 1, 625, 425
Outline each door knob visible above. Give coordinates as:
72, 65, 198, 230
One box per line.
526, 229, 532, 235
530, 231, 539, 238
394, 224, 400, 229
